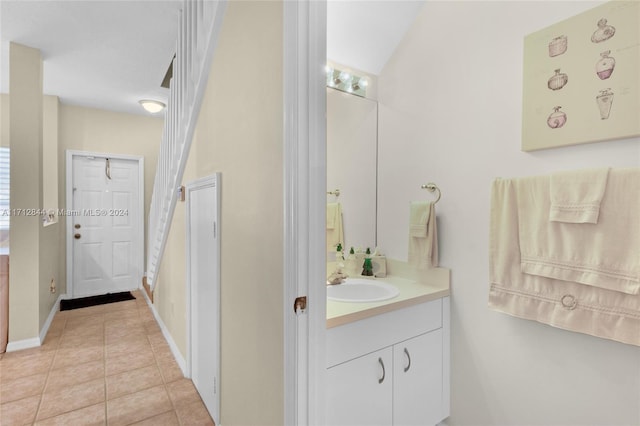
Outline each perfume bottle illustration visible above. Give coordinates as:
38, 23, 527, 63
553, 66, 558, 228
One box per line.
595, 51, 615, 80
591, 18, 615, 43
547, 106, 567, 129
547, 69, 568, 91
548, 35, 567, 57
596, 89, 614, 120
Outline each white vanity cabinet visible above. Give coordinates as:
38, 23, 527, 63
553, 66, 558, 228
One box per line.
326, 297, 450, 426
326, 347, 393, 426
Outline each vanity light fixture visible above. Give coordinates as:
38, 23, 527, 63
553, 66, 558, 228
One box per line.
325, 65, 370, 98
139, 99, 166, 114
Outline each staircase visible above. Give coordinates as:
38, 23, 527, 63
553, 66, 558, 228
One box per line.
145, 0, 227, 291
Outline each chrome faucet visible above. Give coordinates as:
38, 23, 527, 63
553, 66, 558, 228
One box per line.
327, 264, 348, 285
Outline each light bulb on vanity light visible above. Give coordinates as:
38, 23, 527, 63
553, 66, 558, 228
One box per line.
352, 75, 371, 91
339, 69, 353, 85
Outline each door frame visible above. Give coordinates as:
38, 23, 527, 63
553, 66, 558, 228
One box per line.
65, 150, 145, 298
184, 173, 221, 424
283, 1, 327, 424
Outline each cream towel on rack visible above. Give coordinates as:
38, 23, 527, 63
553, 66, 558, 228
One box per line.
326, 203, 344, 252
408, 201, 438, 268
516, 168, 640, 295
550, 168, 610, 223
409, 201, 429, 237
489, 177, 640, 347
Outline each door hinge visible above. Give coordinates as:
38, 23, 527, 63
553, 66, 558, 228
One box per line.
213, 221, 217, 238
294, 296, 307, 315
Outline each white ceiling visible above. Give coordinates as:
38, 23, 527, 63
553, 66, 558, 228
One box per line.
0, 0, 423, 116
327, 0, 425, 75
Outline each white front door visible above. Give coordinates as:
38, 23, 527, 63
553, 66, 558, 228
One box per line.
187, 175, 220, 424
70, 154, 142, 298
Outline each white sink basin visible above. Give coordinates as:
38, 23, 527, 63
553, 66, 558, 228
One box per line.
327, 278, 400, 303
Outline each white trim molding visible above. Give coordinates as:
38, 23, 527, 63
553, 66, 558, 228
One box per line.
283, 1, 327, 424
140, 286, 187, 374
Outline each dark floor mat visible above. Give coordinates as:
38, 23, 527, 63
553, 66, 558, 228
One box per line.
60, 291, 135, 311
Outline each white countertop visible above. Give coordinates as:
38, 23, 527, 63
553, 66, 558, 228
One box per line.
326, 272, 449, 329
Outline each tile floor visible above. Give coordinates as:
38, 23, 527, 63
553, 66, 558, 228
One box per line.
0, 291, 214, 425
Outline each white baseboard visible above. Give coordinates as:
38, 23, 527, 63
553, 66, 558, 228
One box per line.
140, 289, 187, 375
7, 294, 66, 353
6, 337, 41, 352
40, 294, 67, 342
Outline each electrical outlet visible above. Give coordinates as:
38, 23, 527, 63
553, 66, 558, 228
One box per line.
50, 278, 56, 294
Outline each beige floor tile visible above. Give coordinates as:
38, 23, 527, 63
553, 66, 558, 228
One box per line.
142, 321, 161, 335
166, 379, 202, 406
105, 346, 154, 377
148, 333, 172, 353
46, 359, 105, 391
103, 300, 138, 313
104, 308, 139, 323
0, 372, 48, 404
155, 354, 184, 384
175, 399, 215, 425
105, 327, 147, 345
58, 332, 104, 349
64, 304, 106, 318
34, 402, 105, 426
106, 337, 152, 359
107, 384, 172, 426
129, 410, 179, 425
106, 365, 163, 400
0, 394, 41, 425
36, 377, 105, 421
0, 351, 55, 381
64, 316, 104, 333
40, 334, 61, 351
52, 345, 103, 370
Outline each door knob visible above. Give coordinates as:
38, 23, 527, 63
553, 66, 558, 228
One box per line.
74, 233, 81, 239
74, 224, 81, 229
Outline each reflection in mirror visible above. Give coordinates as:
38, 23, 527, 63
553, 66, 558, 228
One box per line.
327, 87, 377, 255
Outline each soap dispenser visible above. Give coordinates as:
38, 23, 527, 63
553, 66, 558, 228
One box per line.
361, 248, 374, 276
335, 243, 344, 261
361, 257, 374, 276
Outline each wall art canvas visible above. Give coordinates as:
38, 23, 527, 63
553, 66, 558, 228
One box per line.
522, 1, 639, 151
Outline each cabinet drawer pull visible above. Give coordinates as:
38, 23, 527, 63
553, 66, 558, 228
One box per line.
378, 357, 385, 384
403, 348, 411, 373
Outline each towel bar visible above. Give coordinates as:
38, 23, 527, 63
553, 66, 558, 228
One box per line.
421, 183, 441, 203
327, 189, 340, 197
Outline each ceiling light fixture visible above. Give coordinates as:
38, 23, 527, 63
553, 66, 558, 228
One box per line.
139, 99, 166, 113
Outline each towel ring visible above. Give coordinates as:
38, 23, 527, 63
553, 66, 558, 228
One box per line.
327, 189, 340, 197
421, 183, 441, 203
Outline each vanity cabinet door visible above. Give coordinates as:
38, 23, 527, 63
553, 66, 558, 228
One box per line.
326, 347, 393, 426
393, 329, 444, 426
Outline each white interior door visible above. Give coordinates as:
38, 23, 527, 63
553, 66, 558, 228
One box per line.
187, 174, 220, 424
70, 154, 142, 298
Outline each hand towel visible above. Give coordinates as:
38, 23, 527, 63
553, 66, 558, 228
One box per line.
326, 203, 338, 230
549, 168, 610, 223
408, 202, 438, 268
409, 202, 430, 237
326, 203, 344, 253
516, 168, 639, 295
489, 177, 640, 347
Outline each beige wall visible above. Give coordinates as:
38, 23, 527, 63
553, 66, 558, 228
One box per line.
1, 95, 8, 148
154, 1, 284, 424
58, 104, 163, 291
9, 43, 44, 341
376, 1, 640, 424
